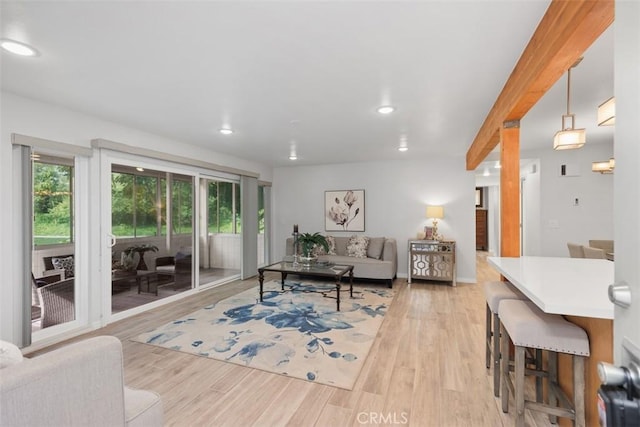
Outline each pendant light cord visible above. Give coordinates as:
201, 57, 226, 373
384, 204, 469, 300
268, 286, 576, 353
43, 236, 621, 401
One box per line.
566, 67, 572, 115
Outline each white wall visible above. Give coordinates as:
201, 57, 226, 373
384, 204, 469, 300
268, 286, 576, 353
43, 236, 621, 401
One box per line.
526, 142, 614, 257
1, 92, 273, 182
522, 159, 541, 256
0, 92, 273, 343
272, 157, 476, 283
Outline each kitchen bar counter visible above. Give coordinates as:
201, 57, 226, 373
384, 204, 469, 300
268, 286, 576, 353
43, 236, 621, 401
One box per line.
487, 256, 614, 319
487, 256, 614, 426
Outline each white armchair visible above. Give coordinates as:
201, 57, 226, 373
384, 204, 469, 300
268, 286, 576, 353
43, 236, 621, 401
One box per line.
0, 336, 163, 426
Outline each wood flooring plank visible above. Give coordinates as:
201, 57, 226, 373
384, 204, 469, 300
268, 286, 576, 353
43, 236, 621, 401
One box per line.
286, 385, 334, 427
315, 403, 352, 427
254, 379, 315, 426
345, 391, 386, 426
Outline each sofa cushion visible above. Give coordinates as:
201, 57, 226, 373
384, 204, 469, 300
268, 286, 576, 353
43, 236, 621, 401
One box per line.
0, 340, 23, 369
347, 235, 369, 258
319, 255, 395, 280
51, 256, 74, 278
367, 237, 385, 260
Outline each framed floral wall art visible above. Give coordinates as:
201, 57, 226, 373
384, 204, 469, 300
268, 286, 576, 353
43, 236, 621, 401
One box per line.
325, 189, 365, 232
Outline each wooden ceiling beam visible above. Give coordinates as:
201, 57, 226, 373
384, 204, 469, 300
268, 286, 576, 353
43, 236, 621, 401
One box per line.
466, 0, 614, 170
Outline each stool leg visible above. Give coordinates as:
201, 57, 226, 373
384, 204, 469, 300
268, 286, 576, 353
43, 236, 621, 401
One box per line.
486, 304, 492, 369
493, 311, 501, 397
535, 348, 543, 403
500, 322, 510, 413
548, 351, 558, 424
573, 356, 586, 427
515, 345, 526, 427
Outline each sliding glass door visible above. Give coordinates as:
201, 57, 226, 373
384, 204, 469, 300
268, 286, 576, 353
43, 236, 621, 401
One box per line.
31, 153, 77, 332
199, 177, 241, 286
110, 163, 195, 314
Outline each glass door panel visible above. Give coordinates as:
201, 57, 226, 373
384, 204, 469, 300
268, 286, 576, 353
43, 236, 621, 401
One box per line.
258, 184, 268, 267
199, 178, 241, 286
110, 164, 194, 314
31, 153, 76, 332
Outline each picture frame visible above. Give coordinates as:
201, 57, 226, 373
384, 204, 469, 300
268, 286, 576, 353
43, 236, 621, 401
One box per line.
424, 226, 434, 240
475, 187, 484, 208
325, 189, 365, 232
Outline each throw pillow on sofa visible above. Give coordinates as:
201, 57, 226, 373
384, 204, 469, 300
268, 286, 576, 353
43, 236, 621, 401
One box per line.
347, 235, 370, 258
311, 235, 336, 257
325, 236, 336, 255
52, 256, 74, 278
312, 244, 326, 257
367, 237, 385, 259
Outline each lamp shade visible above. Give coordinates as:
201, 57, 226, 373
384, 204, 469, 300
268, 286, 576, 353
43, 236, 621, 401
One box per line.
592, 158, 615, 174
592, 161, 613, 173
553, 128, 586, 150
426, 205, 444, 219
597, 97, 615, 126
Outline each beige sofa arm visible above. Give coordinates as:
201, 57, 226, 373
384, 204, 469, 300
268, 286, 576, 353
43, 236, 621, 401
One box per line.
0, 336, 162, 426
382, 238, 398, 277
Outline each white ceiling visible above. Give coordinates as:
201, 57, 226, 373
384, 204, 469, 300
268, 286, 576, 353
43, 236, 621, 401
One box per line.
0, 1, 614, 168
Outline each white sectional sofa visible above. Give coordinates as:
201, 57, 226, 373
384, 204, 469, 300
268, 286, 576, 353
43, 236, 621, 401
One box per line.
0, 336, 163, 427
286, 235, 397, 287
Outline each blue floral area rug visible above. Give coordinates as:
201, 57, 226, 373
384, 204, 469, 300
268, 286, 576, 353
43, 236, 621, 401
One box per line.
133, 280, 394, 389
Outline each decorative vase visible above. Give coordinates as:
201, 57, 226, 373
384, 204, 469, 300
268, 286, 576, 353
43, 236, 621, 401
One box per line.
299, 255, 317, 267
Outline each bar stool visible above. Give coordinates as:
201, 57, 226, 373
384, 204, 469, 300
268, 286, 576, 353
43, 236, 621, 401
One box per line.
484, 280, 528, 397
499, 300, 590, 427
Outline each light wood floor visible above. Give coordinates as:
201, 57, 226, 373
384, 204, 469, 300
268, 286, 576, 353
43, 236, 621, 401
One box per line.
30, 252, 552, 426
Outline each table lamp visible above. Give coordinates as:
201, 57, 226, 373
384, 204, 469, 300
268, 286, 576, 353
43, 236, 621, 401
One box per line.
426, 205, 444, 241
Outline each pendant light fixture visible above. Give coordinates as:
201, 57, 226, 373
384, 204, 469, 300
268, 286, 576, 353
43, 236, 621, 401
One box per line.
553, 60, 586, 150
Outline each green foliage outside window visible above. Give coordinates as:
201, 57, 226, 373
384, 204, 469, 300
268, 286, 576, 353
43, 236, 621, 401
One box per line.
33, 162, 73, 246
207, 181, 241, 234
258, 185, 265, 234
35, 162, 257, 246
172, 178, 193, 235
112, 172, 168, 237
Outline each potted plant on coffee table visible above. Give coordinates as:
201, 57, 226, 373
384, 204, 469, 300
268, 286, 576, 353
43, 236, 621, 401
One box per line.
297, 232, 329, 266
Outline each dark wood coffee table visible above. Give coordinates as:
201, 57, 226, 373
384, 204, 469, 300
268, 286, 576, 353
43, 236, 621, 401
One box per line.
111, 270, 158, 295
258, 261, 354, 311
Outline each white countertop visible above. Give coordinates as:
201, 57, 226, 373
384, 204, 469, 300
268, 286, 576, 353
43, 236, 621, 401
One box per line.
487, 256, 614, 319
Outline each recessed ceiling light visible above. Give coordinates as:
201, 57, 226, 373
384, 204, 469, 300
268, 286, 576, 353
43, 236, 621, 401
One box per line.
289, 154, 298, 160
398, 146, 408, 152
0, 39, 38, 57
377, 106, 395, 114
219, 128, 233, 135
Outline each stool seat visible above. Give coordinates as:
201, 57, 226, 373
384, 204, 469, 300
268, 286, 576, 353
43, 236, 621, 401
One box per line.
484, 280, 527, 313
499, 300, 590, 356
499, 299, 590, 427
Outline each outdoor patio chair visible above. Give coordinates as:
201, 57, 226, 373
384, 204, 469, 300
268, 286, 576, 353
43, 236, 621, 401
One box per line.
37, 278, 75, 328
